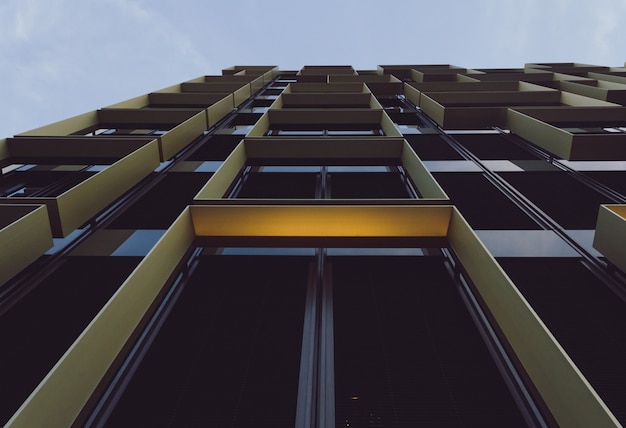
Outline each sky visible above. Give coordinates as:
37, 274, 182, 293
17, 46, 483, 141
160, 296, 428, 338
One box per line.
1, 0, 625, 138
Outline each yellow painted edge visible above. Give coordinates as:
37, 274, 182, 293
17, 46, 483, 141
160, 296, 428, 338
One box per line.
593, 204, 626, 273
105, 94, 150, 109
0, 205, 53, 286
0, 138, 8, 160
561, 91, 620, 107
160, 112, 207, 161
16, 110, 99, 137
246, 111, 270, 137
6, 208, 196, 427
401, 141, 448, 199
381, 111, 403, 137
448, 208, 620, 427
55, 141, 160, 237
194, 141, 246, 199
207, 95, 235, 127
506, 109, 574, 159
403, 84, 421, 106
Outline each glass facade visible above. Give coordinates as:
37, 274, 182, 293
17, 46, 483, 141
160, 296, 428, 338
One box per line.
2, 63, 626, 427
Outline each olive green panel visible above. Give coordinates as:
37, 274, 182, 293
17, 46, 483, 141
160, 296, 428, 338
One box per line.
368, 93, 383, 109
149, 92, 230, 107
560, 81, 611, 101
289, 83, 366, 93
512, 106, 626, 123
560, 92, 620, 107
424, 90, 561, 106
0, 205, 53, 286
152, 83, 183, 94
593, 205, 626, 273
97, 108, 201, 125
6, 209, 196, 428
180, 82, 248, 93
456, 74, 481, 82
105, 94, 149, 109
249, 75, 265, 92
419, 95, 445, 126
203, 75, 257, 83
233, 85, 252, 107
206, 95, 235, 127
329, 75, 396, 83
54, 140, 160, 237
403, 84, 421, 106
194, 141, 246, 199
507, 109, 574, 159
409, 81, 518, 93
381, 111, 403, 136
160, 111, 207, 161
244, 138, 403, 159
447, 208, 620, 427
246, 111, 270, 137
588, 72, 626, 85
400, 141, 448, 199
268, 109, 383, 124
16, 110, 99, 137
0, 138, 8, 161
6, 137, 151, 159
271, 95, 284, 109
280, 93, 372, 107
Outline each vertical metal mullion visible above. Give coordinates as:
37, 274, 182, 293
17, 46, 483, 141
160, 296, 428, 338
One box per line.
295, 249, 336, 428
318, 260, 335, 428
296, 255, 322, 428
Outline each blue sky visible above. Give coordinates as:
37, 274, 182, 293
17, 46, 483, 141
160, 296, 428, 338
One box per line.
1, 0, 625, 138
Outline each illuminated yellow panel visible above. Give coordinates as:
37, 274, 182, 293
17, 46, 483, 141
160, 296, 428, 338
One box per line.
190, 205, 452, 237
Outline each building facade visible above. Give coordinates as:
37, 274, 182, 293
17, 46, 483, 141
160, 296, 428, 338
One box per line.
1, 63, 626, 427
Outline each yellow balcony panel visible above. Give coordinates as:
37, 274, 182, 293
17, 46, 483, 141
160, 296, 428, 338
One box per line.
526, 63, 610, 75
329, 74, 402, 83
507, 107, 626, 160
191, 205, 452, 240
287, 82, 368, 93
222, 65, 278, 82
0, 204, 53, 286
0, 140, 160, 237
593, 205, 626, 273
588, 72, 626, 86
378, 64, 467, 80
203, 74, 266, 92
247, 108, 402, 137
560, 80, 626, 105
327, 75, 404, 95
447, 209, 619, 427
0, 138, 9, 162
280, 92, 372, 108
158, 111, 208, 160
466, 71, 555, 82
6, 209, 196, 428
419, 89, 562, 129
5, 136, 154, 160
194, 138, 448, 202
299, 65, 356, 75
148, 92, 233, 108
180, 81, 250, 94
97, 108, 202, 127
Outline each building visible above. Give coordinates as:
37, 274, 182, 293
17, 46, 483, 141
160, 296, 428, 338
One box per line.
1, 63, 626, 427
